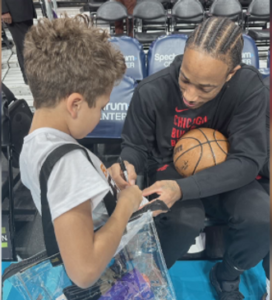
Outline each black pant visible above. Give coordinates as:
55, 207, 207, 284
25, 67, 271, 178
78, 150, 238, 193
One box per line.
7, 20, 33, 83
151, 163, 270, 276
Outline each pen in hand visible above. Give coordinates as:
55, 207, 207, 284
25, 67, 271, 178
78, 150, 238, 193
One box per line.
118, 157, 129, 183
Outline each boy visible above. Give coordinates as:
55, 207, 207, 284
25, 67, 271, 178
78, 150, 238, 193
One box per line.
19, 15, 143, 289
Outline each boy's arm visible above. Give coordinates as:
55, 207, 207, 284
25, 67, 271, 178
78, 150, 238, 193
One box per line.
54, 190, 139, 289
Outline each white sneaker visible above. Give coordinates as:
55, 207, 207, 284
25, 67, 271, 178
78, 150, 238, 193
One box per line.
188, 232, 206, 254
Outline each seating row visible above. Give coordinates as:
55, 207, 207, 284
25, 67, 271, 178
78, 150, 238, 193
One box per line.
93, 0, 269, 44
110, 34, 270, 82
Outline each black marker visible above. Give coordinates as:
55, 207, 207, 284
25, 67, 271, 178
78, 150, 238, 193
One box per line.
118, 157, 129, 182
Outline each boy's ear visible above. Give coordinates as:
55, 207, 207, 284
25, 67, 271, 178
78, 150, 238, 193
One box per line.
66, 93, 85, 119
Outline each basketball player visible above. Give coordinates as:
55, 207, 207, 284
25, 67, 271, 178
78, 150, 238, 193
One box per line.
109, 17, 270, 299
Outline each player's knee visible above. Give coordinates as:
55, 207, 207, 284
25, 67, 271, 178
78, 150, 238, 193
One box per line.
164, 207, 205, 234
232, 197, 269, 230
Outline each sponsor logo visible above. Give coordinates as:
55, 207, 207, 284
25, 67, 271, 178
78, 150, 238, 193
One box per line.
154, 53, 177, 67
175, 107, 188, 113
171, 115, 208, 147
101, 103, 129, 121
242, 52, 253, 58
103, 103, 129, 111
125, 55, 137, 62
125, 55, 137, 68
157, 164, 169, 172
242, 52, 253, 65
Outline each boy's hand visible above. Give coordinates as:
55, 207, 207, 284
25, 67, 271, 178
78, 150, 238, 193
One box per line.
108, 161, 137, 190
143, 180, 182, 216
117, 185, 143, 213
2, 13, 12, 24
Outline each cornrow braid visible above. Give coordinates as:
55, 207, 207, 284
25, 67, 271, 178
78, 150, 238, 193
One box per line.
186, 17, 244, 71
207, 17, 229, 49
194, 17, 211, 46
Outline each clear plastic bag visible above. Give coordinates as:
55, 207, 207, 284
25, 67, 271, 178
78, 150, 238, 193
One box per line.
3, 211, 176, 300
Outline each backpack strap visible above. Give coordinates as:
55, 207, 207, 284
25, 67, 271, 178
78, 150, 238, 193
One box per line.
39, 143, 117, 260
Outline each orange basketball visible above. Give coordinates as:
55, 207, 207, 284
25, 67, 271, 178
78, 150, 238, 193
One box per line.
173, 128, 229, 177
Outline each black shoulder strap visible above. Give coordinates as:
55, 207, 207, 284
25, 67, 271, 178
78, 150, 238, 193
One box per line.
39, 143, 116, 259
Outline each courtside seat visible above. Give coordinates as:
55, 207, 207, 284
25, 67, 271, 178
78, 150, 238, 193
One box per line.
242, 35, 268, 77
133, 1, 168, 47
208, 0, 243, 23
147, 34, 187, 76
242, 34, 259, 68
247, 29, 270, 41
245, 0, 270, 42
86, 75, 136, 141
93, 2, 128, 36
170, 0, 204, 35
110, 36, 147, 81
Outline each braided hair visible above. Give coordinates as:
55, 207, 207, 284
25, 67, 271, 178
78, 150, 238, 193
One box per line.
186, 17, 244, 71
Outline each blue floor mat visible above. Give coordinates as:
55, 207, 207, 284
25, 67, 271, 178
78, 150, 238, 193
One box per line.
2, 260, 266, 299
169, 261, 266, 300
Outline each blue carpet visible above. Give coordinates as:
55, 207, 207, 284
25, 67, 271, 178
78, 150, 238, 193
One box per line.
169, 261, 266, 300
2, 260, 266, 299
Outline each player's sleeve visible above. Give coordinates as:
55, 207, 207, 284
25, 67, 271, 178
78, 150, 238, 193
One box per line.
121, 87, 156, 174
176, 82, 268, 200
47, 150, 110, 221
2, 0, 9, 14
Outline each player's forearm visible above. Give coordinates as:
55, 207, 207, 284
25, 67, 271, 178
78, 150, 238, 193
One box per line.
2, 0, 9, 14
120, 144, 147, 174
177, 157, 260, 201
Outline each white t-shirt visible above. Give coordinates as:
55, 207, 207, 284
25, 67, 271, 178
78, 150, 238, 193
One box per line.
20, 128, 114, 229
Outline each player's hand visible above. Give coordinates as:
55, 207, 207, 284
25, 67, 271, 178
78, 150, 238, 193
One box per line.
117, 185, 143, 213
108, 161, 137, 190
2, 13, 12, 24
143, 180, 182, 216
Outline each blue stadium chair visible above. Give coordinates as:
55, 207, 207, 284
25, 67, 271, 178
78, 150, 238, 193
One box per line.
242, 34, 259, 68
147, 34, 188, 76
242, 34, 270, 78
86, 75, 136, 141
110, 36, 147, 81
263, 51, 271, 78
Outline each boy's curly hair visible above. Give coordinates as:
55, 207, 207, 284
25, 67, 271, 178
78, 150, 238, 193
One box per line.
24, 15, 126, 109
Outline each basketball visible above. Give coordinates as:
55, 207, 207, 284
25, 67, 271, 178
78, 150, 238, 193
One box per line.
173, 128, 229, 177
